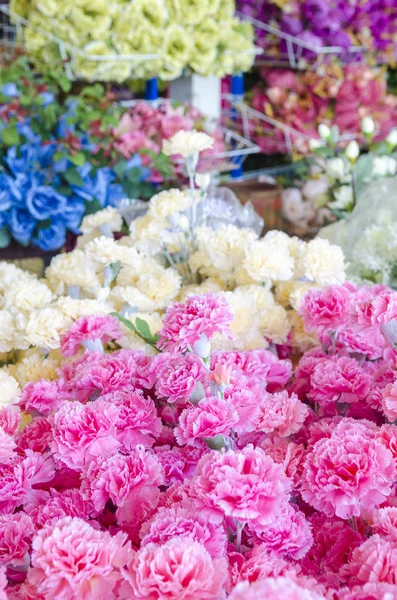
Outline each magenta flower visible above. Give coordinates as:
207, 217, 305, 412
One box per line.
61, 315, 123, 357
154, 352, 207, 403
158, 293, 233, 353
0, 512, 34, 566
175, 396, 239, 447
20, 379, 65, 415
256, 391, 308, 437
192, 445, 291, 525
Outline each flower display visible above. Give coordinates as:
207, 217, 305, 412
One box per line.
237, 0, 397, 66
247, 65, 397, 156
11, 0, 256, 82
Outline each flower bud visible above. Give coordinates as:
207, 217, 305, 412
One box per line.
345, 140, 360, 161
195, 173, 211, 191
204, 435, 225, 451
167, 213, 180, 228
361, 116, 375, 135
386, 129, 397, 147
193, 334, 211, 359
179, 214, 190, 232
309, 139, 323, 151
318, 124, 331, 140
381, 320, 397, 349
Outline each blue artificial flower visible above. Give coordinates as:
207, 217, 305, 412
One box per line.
72, 166, 116, 207
2, 83, 19, 97
5, 143, 56, 176
33, 218, 66, 251
26, 186, 66, 221
16, 119, 41, 144
124, 154, 151, 181
56, 115, 74, 139
0, 172, 15, 211
39, 92, 55, 107
60, 195, 86, 234
7, 207, 36, 246
107, 183, 126, 207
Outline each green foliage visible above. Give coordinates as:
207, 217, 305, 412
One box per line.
111, 313, 161, 349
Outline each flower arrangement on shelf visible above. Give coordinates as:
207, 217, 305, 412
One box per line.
238, 0, 397, 65
0, 59, 232, 252
10, 0, 256, 82
247, 65, 397, 156
281, 120, 397, 232
2, 242, 397, 596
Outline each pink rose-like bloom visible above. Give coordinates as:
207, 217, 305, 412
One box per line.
248, 504, 313, 560
28, 516, 131, 600
0, 406, 20, 435
140, 502, 227, 559
16, 417, 53, 453
25, 489, 90, 530
101, 389, 161, 450
256, 391, 308, 437
158, 293, 233, 353
300, 285, 351, 334
51, 399, 121, 470
175, 397, 239, 447
382, 381, 397, 422
20, 379, 65, 415
308, 356, 372, 406
61, 315, 123, 357
192, 445, 291, 525
120, 537, 228, 600
0, 512, 34, 566
301, 421, 395, 518
371, 290, 397, 325
153, 445, 203, 486
229, 577, 326, 600
81, 446, 163, 525
154, 353, 206, 403
341, 534, 397, 585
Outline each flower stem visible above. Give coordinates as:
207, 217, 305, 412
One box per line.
235, 521, 245, 552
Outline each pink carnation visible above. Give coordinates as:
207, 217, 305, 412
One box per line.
25, 489, 90, 530
248, 504, 313, 560
341, 534, 397, 585
301, 421, 395, 518
256, 391, 308, 437
300, 285, 351, 334
16, 450, 56, 506
153, 445, 203, 486
140, 503, 227, 559
61, 315, 123, 357
7, 582, 45, 600
20, 379, 65, 415
154, 353, 206, 403
81, 446, 163, 525
0, 406, 20, 435
371, 290, 397, 325
371, 507, 397, 542
51, 399, 121, 470
224, 385, 260, 434
16, 417, 53, 453
158, 293, 233, 353
0, 426, 16, 463
308, 356, 372, 406
0, 512, 34, 566
230, 544, 299, 588
338, 582, 397, 600
28, 516, 131, 600
119, 537, 228, 600
0, 463, 25, 514
382, 381, 397, 422
101, 389, 161, 450
175, 397, 239, 447
229, 577, 326, 600
192, 445, 291, 525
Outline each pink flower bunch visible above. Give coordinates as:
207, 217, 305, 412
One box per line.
60, 315, 123, 357
113, 100, 226, 178
248, 65, 397, 155
4, 286, 397, 598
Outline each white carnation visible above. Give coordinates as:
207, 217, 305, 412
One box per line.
162, 130, 214, 158
80, 207, 123, 235
0, 310, 16, 353
148, 189, 192, 221
5, 279, 53, 312
25, 308, 72, 350
57, 297, 112, 320
46, 250, 102, 295
301, 238, 346, 285
260, 304, 290, 344
243, 238, 294, 283
0, 371, 20, 406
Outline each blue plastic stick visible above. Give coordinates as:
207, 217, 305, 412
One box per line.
230, 74, 244, 179
145, 78, 158, 101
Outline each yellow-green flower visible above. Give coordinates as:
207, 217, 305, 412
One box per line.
23, 27, 48, 53
162, 24, 193, 70
166, 0, 211, 25
125, 0, 166, 30
193, 17, 219, 51
70, 3, 112, 35
189, 45, 217, 75
9, 0, 30, 19
216, 0, 235, 20
35, 0, 70, 18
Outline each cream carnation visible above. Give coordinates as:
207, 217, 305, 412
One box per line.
6, 350, 60, 386
5, 279, 53, 312
80, 207, 123, 235
45, 250, 101, 296
243, 239, 294, 283
0, 371, 20, 406
299, 239, 346, 285
196, 225, 257, 275
57, 298, 112, 320
177, 278, 226, 302
0, 310, 16, 353
162, 130, 214, 157
260, 304, 291, 345
84, 237, 141, 268
129, 214, 178, 256
25, 308, 72, 350
148, 189, 192, 221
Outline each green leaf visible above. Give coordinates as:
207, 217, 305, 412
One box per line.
81, 84, 105, 98
353, 154, 374, 199
64, 168, 85, 187
69, 151, 86, 167
126, 166, 142, 184
110, 312, 139, 335
84, 198, 102, 216
1, 126, 20, 146
0, 227, 10, 249
135, 318, 153, 339
113, 159, 127, 179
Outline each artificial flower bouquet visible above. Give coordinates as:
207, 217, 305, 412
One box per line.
247, 64, 397, 156
10, 0, 256, 82
238, 0, 397, 65
281, 120, 397, 231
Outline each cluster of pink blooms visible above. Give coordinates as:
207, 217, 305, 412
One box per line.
247, 65, 397, 154
4, 286, 397, 599
113, 101, 225, 179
